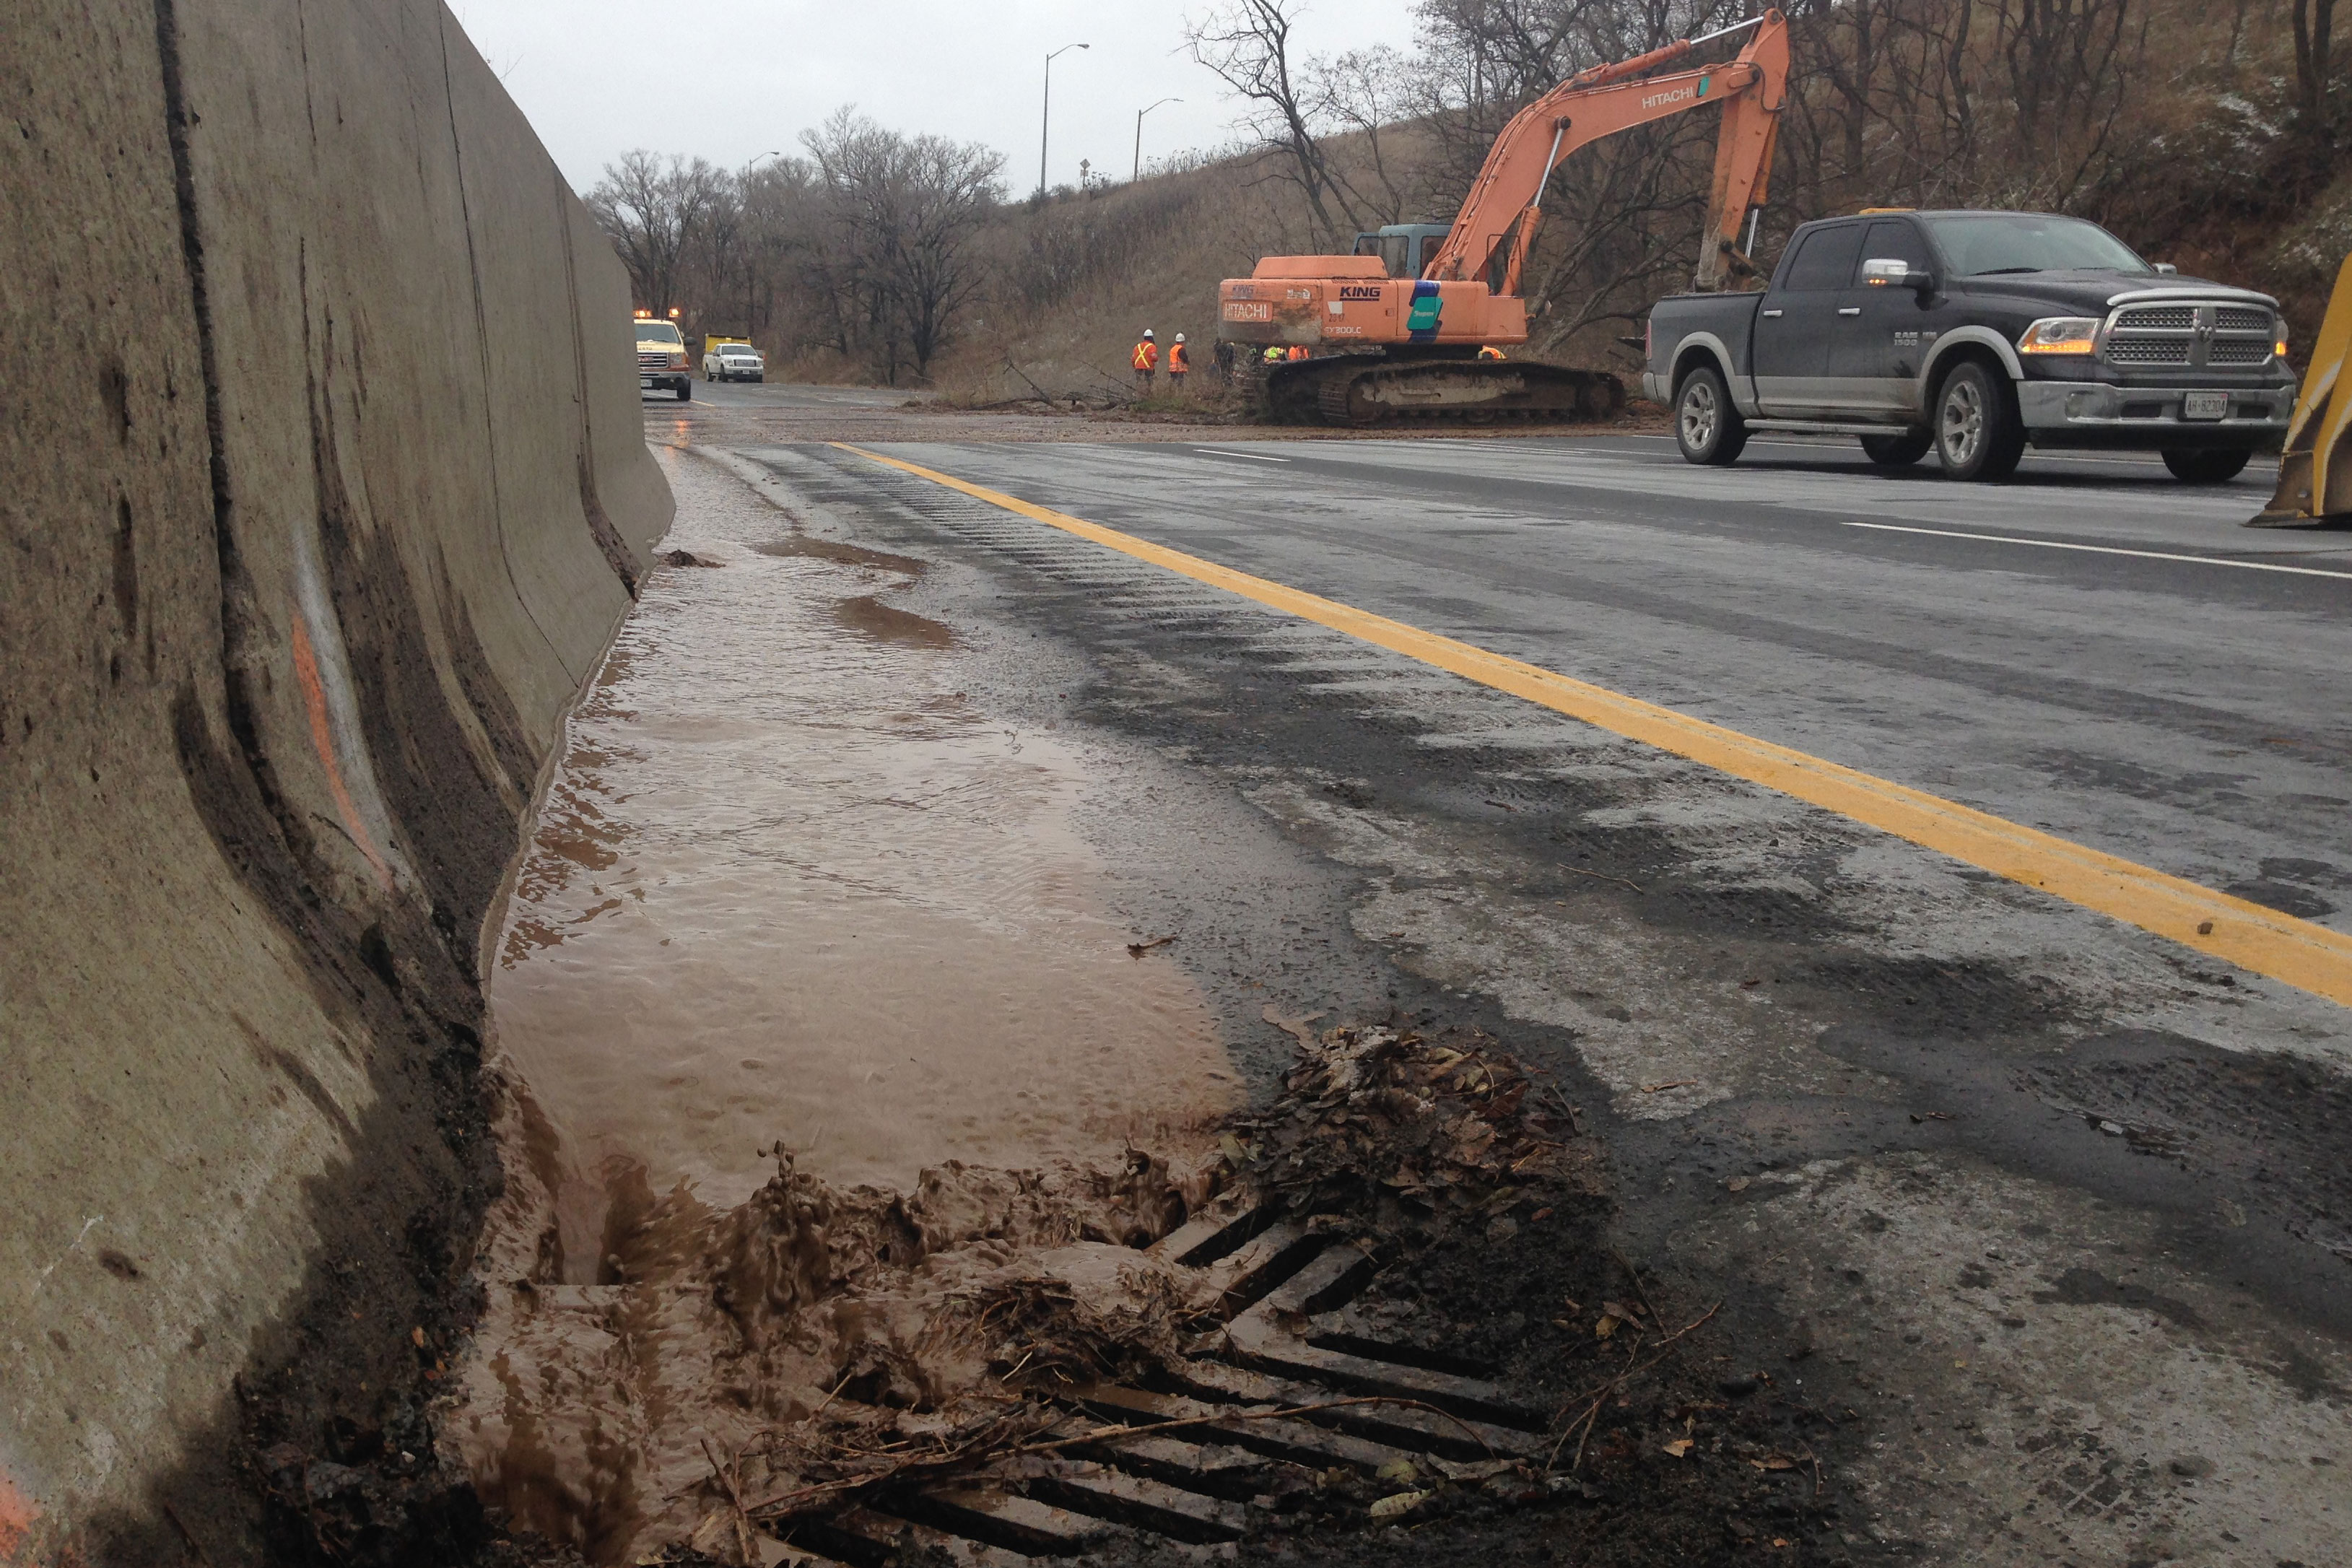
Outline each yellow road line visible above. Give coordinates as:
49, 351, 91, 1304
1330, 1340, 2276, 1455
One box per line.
833, 442, 2352, 1011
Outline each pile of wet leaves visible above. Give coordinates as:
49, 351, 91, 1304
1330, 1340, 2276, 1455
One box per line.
975, 1271, 1223, 1393
1222, 1017, 1606, 1242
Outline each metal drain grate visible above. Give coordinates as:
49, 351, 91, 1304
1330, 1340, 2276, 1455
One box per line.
765, 1206, 1551, 1563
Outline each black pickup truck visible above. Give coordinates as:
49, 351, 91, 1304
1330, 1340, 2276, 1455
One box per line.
1643, 209, 2296, 482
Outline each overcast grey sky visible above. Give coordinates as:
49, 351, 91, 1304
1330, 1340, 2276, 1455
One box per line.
448, 1, 1423, 196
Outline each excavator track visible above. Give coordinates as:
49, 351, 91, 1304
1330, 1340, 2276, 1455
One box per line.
1256, 357, 1624, 429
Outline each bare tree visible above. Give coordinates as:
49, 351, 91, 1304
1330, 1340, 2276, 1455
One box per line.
736, 157, 819, 339
1307, 45, 1424, 224
798, 109, 1006, 382
2291, 0, 2340, 129
585, 150, 722, 314
1997, 0, 2141, 201
885, 136, 1011, 373
1185, 0, 1346, 240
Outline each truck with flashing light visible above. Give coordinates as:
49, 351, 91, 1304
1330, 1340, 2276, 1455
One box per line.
635, 309, 691, 401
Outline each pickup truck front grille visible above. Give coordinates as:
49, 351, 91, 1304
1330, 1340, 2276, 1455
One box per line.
2107, 337, 2190, 365
2101, 300, 2274, 370
637, 351, 672, 372
2114, 305, 2195, 331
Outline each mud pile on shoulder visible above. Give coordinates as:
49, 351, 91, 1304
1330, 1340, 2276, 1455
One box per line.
432, 1029, 1844, 1567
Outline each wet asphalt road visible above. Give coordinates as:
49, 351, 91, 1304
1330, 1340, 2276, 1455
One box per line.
656, 388, 2352, 1564
855, 431, 2352, 925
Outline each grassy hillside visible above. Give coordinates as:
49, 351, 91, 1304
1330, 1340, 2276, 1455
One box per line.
773, 157, 1307, 405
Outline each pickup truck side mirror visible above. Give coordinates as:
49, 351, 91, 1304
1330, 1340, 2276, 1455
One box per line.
2153, 261, 2178, 275
1861, 257, 1933, 292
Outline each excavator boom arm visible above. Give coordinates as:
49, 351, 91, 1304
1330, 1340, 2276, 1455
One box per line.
1426, 9, 1789, 292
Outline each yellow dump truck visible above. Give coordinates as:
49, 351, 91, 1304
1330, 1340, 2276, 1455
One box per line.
635, 310, 691, 401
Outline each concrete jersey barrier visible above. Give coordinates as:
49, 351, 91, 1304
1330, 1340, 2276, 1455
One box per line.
0, 0, 671, 1559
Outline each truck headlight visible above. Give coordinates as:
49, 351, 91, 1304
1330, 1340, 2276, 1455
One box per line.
2018, 318, 2100, 355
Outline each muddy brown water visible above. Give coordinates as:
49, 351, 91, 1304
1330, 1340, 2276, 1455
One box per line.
489, 451, 1236, 1215
456, 449, 1240, 1559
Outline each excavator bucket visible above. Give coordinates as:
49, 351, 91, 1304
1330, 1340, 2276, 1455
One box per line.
2253, 251, 2352, 527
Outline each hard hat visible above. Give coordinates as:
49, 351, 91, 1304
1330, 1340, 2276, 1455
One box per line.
1142, 328, 1155, 338
1175, 333, 1186, 342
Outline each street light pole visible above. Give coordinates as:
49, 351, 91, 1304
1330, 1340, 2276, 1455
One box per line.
1040, 42, 1089, 199
739, 151, 782, 336
1133, 97, 1180, 183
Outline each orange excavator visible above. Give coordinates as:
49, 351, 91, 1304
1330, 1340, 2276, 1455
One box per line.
1217, 10, 1790, 427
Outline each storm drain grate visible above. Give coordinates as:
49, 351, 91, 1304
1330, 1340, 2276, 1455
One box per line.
763, 1206, 1551, 1564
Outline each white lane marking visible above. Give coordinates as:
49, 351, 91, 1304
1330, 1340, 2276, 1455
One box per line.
1582, 430, 2268, 472
1834, 518, 2352, 579
1755, 440, 2278, 474
1054, 443, 2322, 570
1264, 443, 2293, 544
1288, 436, 2274, 479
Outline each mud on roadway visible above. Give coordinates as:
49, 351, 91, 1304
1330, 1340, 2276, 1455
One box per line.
243, 395, 2347, 1568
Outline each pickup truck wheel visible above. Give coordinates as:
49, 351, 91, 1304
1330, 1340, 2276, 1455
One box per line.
2161, 448, 2252, 483
1674, 367, 1748, 466
676, 381, 692, 402
1933, 361, 2024, 481
1860, 431, 1933, 466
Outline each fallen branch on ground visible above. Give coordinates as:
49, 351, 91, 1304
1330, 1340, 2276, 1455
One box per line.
1002, 357, 1067, 409
1550, 1301, 1722, 1471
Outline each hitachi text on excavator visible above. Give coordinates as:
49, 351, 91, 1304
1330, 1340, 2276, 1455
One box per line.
1216, 10, 1789, 427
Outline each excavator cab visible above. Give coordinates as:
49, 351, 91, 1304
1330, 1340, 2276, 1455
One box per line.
1351, 225, 1454, 281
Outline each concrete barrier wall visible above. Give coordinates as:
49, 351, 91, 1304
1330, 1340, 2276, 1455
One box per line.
0, 1, 670, 1560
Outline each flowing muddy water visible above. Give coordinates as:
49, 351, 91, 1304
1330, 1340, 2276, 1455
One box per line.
453, 448, 1240, 1559
491, 450, 1236, 1211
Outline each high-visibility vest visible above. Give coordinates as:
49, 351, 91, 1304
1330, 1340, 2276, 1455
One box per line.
1478, 345, 1506, 360
1286, 344, 1309, 361
1133, 341, 1158, 370
1263, 347, 1285, 364
1168, 342, 1189, 373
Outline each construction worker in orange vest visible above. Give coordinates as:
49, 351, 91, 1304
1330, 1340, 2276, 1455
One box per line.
1167, 333, 1190, 389
1286, 344, 1309, 362
1478, 345, 1507, 360
1132, 329, 1159, 389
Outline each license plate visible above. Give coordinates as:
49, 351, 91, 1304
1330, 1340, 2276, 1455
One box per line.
640, 377, 653, 389
2182, 391, 2229, 420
